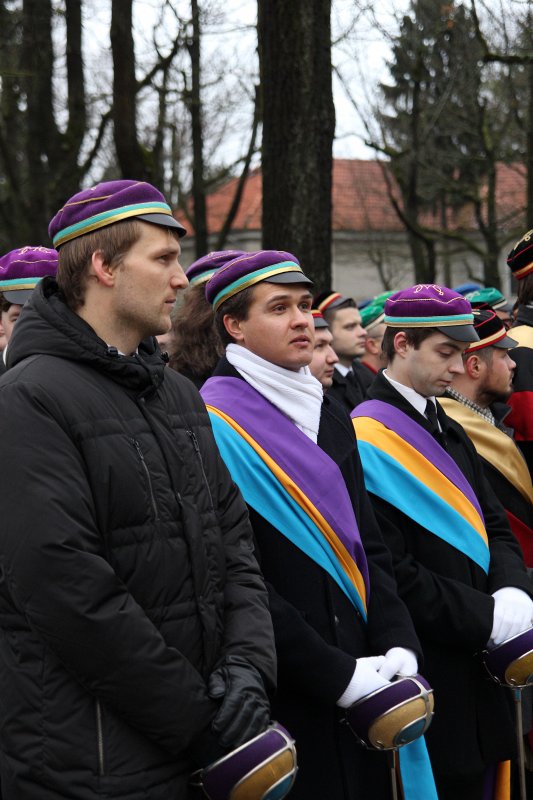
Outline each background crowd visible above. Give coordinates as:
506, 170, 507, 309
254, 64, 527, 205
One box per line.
0, 179, 532, 800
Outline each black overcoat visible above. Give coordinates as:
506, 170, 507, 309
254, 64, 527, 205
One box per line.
0, 282, 276, 800
326, 364, 368, 413
365, 373, 532, 781
212, 359, 421, 800
507, 305, 533, 476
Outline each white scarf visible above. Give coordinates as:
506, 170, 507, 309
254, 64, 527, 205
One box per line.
226, 343, 323, 442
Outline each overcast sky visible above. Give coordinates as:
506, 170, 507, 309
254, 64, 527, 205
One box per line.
81, 0, 407, 161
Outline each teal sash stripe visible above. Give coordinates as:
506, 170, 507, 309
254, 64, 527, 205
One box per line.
399, 739, 439, 799
358, 439, 490, 573
210, 412, 436, 799
209, 412, 367, 618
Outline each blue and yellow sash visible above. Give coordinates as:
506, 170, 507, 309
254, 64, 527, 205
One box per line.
201, 376, 369, 618
202, 378, 438, 800
352, 399, 489, 574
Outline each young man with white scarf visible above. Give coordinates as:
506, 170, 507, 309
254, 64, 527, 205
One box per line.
200, 251, 427, 800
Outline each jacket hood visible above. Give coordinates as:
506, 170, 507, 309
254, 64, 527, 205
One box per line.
6, 277, 166, 394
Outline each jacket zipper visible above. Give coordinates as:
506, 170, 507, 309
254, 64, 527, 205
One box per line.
95, 699, 105, 776
131, 438, 160, 520
187, 429, 214, 511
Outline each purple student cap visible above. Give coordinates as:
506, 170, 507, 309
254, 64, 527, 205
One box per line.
48, 180, 186, 248
185, 250, 247, 286
205, 250, 312, 312
0, 246, 59, 304
384, 284, 479, 343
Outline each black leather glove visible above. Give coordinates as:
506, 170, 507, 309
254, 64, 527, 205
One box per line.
208, 655, 270, 750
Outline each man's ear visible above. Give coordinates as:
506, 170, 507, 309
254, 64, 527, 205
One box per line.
393, 331, 409, 358
223, 314, 245, 343
366, 336, 379, 356
91, 250, 115, 288
464, 353, 481, 379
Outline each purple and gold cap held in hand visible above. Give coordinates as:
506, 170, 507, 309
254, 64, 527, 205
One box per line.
191, 722, 297, 800
205, 250, 313, 313
384, 284, 478, 343
186, 250, 246, 286
0, 246, 58, 304
48, 180, 186, 249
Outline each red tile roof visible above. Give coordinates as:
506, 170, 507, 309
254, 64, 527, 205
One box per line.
177, 159, 526, 235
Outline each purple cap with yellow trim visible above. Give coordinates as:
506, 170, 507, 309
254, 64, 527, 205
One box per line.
205, 250, 312, 313
186, 250, 246, 286
507, 230, 533, 281
464, 309, 517, 353
384, 284, 478, 343
0, 246, 58, 304
48, 180, 186, 248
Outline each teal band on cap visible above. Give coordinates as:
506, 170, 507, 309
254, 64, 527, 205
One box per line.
384, 313, 474, 327
212, 262, 304, 311
189, 268, 218, 286
0, 277, 42, 290
52, 202, 173, 247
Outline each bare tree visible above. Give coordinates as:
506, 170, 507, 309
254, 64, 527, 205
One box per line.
258, 0, 335, 289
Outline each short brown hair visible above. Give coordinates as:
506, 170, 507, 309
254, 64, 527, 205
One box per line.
57, 219, 181, 310
214, 286, 256, 347
382, 326, 438, 362
169, 284, 223, 377
0, 292, 12, 313
516, 273, 533, 307
321, 298, 356, 327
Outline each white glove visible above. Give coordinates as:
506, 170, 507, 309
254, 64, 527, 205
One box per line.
336, 656, 389, 708
378, 647, 418, 680
489, 587, 533, 647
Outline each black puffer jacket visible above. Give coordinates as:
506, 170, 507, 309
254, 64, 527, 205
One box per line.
0, 279, 275, 799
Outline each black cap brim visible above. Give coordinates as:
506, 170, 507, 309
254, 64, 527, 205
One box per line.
137, 213, 187, 238
493, 333, 518, 349
1, 288, 33, 305
435, 324, 480, 343
265, 272, 313, 286
493, 300, 514, 313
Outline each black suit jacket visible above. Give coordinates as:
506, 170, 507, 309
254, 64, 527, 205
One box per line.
211, 358, 420, 800
326, 363, 368, 413
365, 372, 532, 778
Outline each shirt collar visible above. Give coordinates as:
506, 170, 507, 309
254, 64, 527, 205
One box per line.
444, 387, 495, 425
382, 369, 436, 417
335, 363, 351, 377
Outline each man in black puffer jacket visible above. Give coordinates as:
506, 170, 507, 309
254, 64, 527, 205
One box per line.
0, 180, 276, 799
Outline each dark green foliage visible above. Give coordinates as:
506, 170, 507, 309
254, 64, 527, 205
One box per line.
379, 0, 524, 287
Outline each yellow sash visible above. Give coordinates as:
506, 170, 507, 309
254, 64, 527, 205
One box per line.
439, 398, 533, 507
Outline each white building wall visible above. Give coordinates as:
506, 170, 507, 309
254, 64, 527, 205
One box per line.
180, 230, 517, 301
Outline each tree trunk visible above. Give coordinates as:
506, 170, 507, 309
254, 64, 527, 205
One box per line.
111, 0, 148, 179
258, 0, 335, 290
527, 60, 533, 230
187, 0, 208, 257
22, 0, 57, 242
59, 0, 86, 193
216, 86, 260, 250
482, 163, 501, 288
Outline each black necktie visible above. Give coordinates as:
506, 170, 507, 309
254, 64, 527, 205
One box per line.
425, 400, 439, 435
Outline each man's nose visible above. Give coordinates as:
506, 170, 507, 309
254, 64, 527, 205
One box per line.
171, 263, 189, 289
450, 355, 465, 374
292, 307, 310, 326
